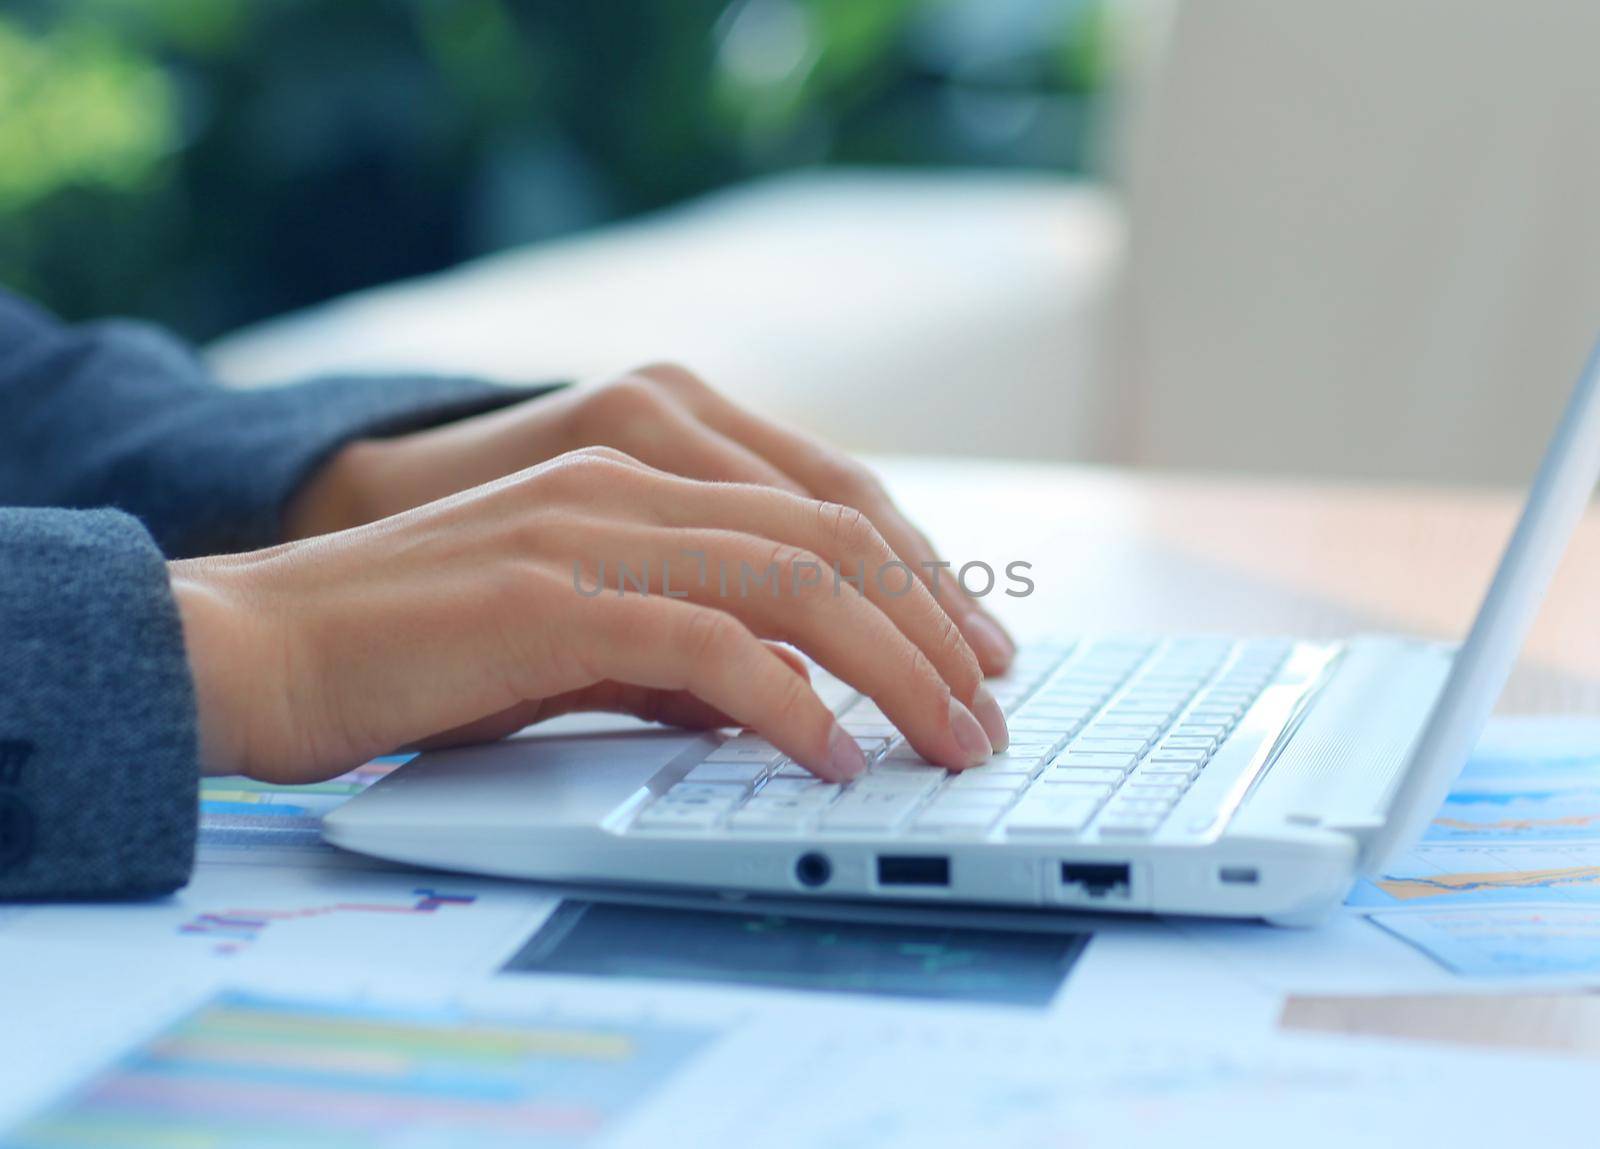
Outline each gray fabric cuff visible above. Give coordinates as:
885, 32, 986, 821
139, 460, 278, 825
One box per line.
0, 508, 198, 898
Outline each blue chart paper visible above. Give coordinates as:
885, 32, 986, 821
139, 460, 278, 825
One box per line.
1354, 719, 1600, 976
1372, 907, 1600, 977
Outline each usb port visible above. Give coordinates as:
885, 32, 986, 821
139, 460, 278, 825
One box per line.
1060, 862, 1131, 900
877, 856, 951, 887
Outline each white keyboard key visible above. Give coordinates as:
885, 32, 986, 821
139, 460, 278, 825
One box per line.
1147, 748, 1209, 764
970, 751, 1048, 775
1072, 738, 1150, 756
1005, 719, 1073, 737
1104, 797, 1176, 816
1081, 723, 1162, 742
945, 769, 1032, 792
704, 741, 785, 766
871, 759, 947, 777
1051, 751, 1139, 773
684, 762, 768, 786
1161, 736, 1217, 753
758, 778, 842, 802
1001, 740, 1060, 755
727, 799, 817, 833
1037, 780, 1117, 800
771, 762, 822, 780
850, 773, 942, 798
1041, 767, 1125, 786
840, 721, 899, 738
634, 802, 725, 831
1171, 724, 1229, 741
1014, 702, 1091, 721
1004, 797, 1102, 836
926, 789, 1013, 809
1138, 762, 1201, 779
1125, 781, 1189, 799
820, 790, 925, 833
663, 784, 744, 806
1098, 813, 1166, 838
914, 805, 1002, 833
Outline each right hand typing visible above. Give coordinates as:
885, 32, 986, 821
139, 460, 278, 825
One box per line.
169, 447, 1008, 787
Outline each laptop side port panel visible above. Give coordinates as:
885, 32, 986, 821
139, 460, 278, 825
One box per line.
1054, 860, 1149, 907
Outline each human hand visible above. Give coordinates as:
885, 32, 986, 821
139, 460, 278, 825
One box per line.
286, 364, 1015, 674
176, 448, 1008, 786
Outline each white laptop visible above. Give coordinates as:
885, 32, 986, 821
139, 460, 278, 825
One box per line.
326, 343, 1600, 924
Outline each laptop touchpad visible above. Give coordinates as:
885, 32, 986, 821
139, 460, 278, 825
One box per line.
348, 718, 714, 831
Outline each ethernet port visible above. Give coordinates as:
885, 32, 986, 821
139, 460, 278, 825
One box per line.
1060, 862, 1132, 901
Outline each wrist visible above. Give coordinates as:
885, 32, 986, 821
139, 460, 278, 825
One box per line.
282, 438, 392, 539
169, 560, 257, 776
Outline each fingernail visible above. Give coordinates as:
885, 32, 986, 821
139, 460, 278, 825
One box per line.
827, 725, 868, 780
967, 614, 1016, 671
947, 696, 993, 768
970, 682, 1009, 752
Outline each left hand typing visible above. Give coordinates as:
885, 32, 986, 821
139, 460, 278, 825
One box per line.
285, 363, 1015, 674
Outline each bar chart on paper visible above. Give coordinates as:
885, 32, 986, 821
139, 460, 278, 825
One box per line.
1, 993, 715, 1149
198, 756, 410, 859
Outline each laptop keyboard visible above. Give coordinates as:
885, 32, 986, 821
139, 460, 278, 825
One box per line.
624, 638, 1297, 842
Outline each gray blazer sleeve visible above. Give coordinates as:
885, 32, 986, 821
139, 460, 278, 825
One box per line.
0, 289, 557, 898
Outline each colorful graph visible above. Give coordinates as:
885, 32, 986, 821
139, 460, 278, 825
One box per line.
1348, 844, 1600, 908
1348, 723, 1600, 915
198, 756, 408, 855
1372, 906, 1600, 977
179, 888, 477, 956
1, 993, 714, 1149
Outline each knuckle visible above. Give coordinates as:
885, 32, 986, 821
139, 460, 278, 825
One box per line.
766, 542, 826, 609
680, 607, 739, 663
904, 643, 942, 693
934, 609, 981, 682
816, 500, 876, 552
539, 448, 636, 496
633, 361, 710, 395
817, 455, 885, 502
574, 443, 638, 466
582, 377, 670, 427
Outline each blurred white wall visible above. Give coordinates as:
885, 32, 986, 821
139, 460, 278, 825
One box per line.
210, 171, 1124, 464
1111, 0, 1600, 484
211, 1, 1600, 486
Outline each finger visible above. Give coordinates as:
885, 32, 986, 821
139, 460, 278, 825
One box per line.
642, 364, 1017, 674
581, 523, 997, 770
411, 683, 740, 750
567, 594, 867, 781
765, 642, 813, 681
571, 376, 807, 494
635, 482, 1008, 749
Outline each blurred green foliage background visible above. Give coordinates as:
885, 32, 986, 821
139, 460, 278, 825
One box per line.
1, 0, 1108, 340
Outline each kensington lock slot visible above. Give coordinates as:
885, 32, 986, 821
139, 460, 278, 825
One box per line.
876, 855, 951, 887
